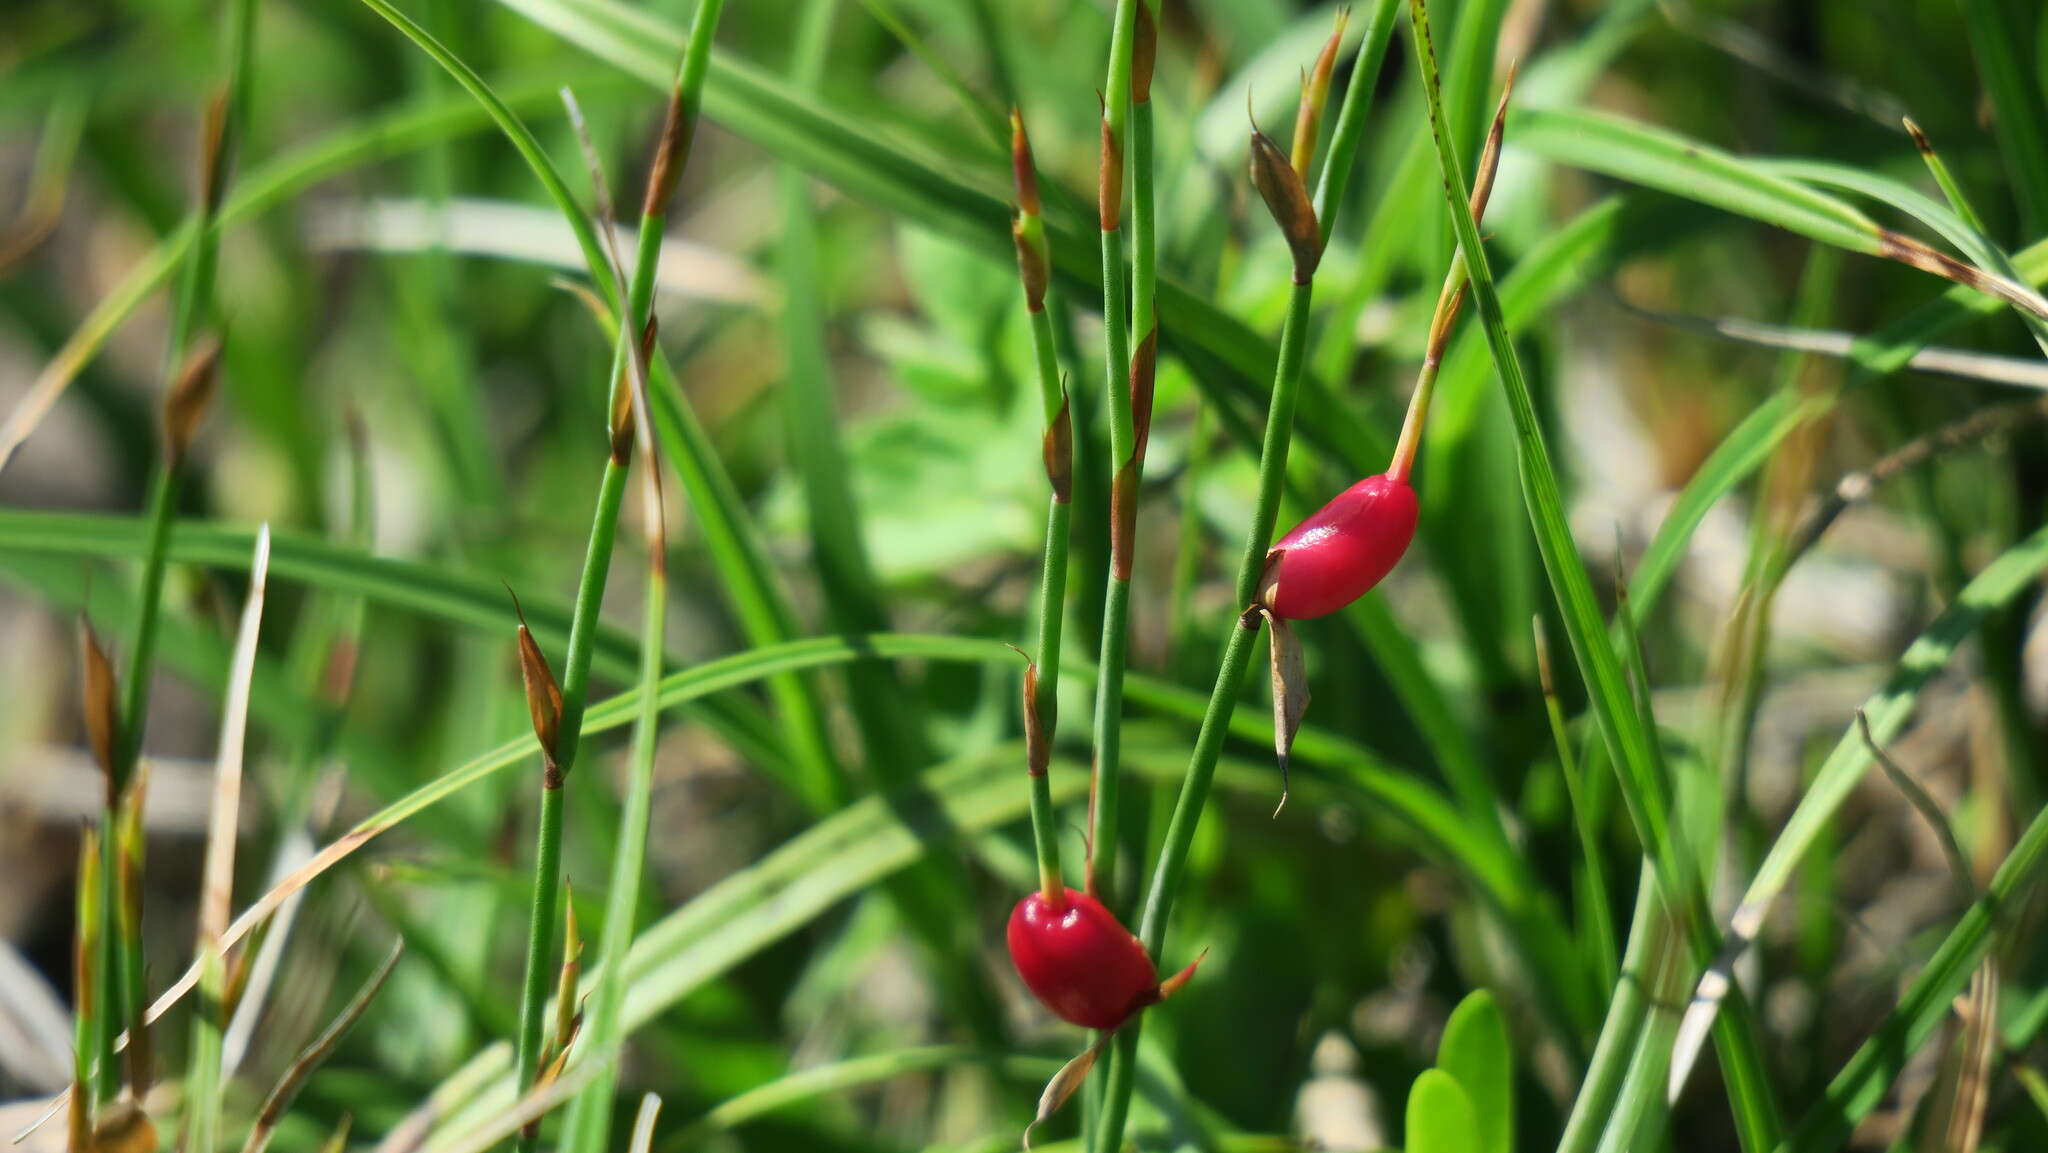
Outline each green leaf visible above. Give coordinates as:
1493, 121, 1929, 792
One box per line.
1436, 990, 1513, 1153
1406, 1068, 1484, 1153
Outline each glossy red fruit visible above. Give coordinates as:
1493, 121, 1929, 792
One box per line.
1260, 472, 1418, 620
1007, 890, 1158, 1029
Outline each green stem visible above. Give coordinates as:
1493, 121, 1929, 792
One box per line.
509, 59, 678, 1135
561, 553, 668, 1153
1086, 0, 1144, 905
1094, 274, 1314, 1153
1555, 866, 1660, 1153
1025, 298, 1070, 899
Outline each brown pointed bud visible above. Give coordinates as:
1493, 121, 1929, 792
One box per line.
643, 85, 694, 220
1043, 391, 1073, 503
1013, 217, 1050, 312
1110, 459, 1138, 581
1010, 108, 1041, 217
1021, 658, 1051, 776
1098, 101, 1123, 232
1132, 1, 1157, 106
163, 334, 224, 469
1292, 8, 1349, 178
1129, 326, 1157, 468
1261, 608, 1308, 816
79, 618, 119, 798
199, 88, 231, 217
507, 586, 564, 783
1250, 115, 1321, 282
609, 317, 657, 464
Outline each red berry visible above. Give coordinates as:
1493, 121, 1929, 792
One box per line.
1260, 472, 1418, 620
1007, 890, 1158, 1029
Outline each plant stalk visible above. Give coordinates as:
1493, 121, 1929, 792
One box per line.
1093, 274, 1315, 1153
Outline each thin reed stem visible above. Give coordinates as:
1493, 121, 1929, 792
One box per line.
510, 5, 723, 1141
1085, 0, 1140, 905
1093, 273, 1315, 1153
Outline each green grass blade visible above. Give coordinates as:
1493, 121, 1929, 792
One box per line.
1407, 4, 1782, 1145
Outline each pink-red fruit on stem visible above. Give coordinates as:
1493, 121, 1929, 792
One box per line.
1259, 473, 1418, 620
1008, 890, 1157, 1029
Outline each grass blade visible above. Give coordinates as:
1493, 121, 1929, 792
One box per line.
1407, 3, 1783, 1145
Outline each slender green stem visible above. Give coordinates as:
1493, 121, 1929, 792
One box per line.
561, 538, 668, 1153
105, 0, 260, 1102
1085, 0, 1140, 903
1556, 866, 1660, 1153
1024, 302, 1070, 900
511, 2, 722, 1134
1094, 273, 1315, 1153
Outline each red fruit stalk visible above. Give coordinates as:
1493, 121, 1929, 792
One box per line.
1258, 67, 1515, 622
